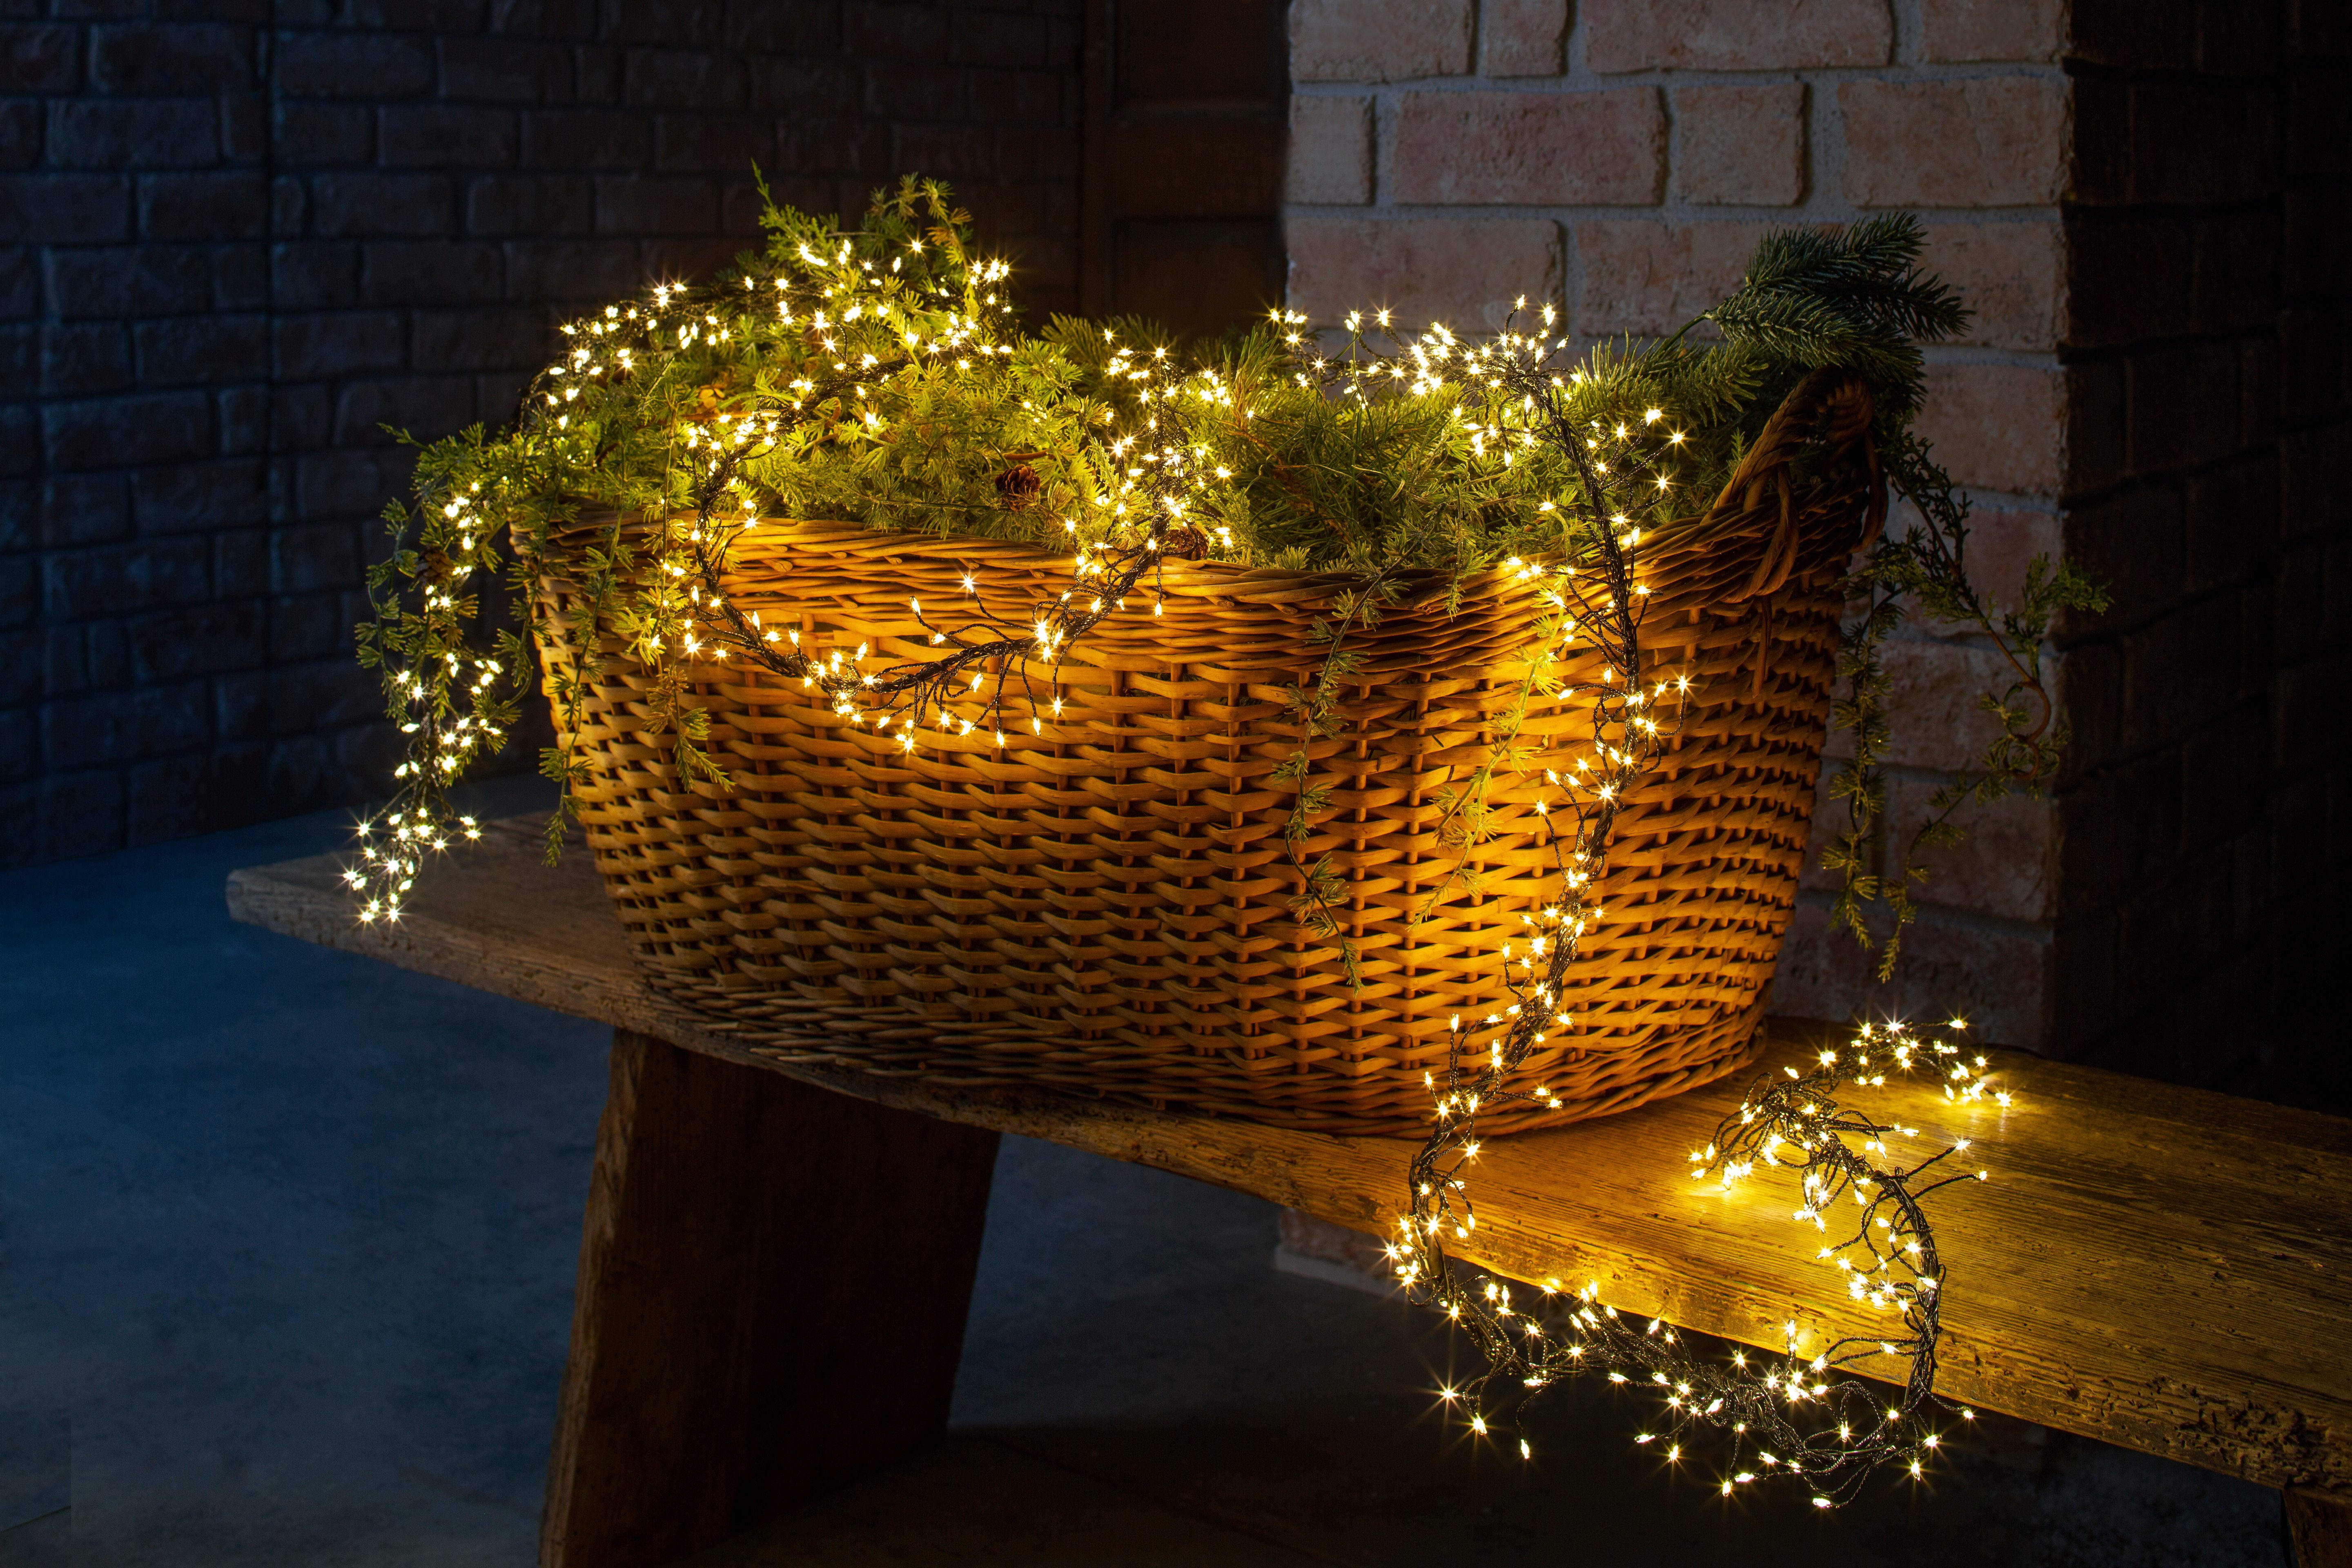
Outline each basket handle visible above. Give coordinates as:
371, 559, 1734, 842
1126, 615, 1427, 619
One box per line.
1700, 370, 1887, 699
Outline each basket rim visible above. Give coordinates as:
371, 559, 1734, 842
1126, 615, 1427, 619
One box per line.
536, 508, 1784, 614
543, 511, 1533, 617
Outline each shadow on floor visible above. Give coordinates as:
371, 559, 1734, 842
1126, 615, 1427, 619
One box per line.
0, 793, 2292, 1566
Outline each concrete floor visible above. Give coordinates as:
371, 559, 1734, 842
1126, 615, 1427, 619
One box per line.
0, 784, 2294, 1566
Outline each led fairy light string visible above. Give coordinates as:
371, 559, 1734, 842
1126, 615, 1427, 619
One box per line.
350, 193, 2068, 1503
1278, 307, 2016, 1499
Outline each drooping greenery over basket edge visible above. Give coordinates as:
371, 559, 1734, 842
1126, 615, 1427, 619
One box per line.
350, 178, 2107, 1502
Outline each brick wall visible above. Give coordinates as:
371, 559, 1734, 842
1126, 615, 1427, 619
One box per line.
2, 0, 1082, 867
1283, 0, 2349, 1106
2052, 1, 2349, 1105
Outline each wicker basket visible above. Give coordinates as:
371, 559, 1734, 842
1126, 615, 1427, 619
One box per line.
540, 372, 1882, 1135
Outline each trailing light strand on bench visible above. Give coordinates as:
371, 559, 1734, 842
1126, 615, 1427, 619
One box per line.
1364, 316, 2006, 1497
1400, 1013, 2005, 1503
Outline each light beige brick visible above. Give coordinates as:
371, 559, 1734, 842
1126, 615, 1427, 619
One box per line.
1291, 0, 1472, 83
1892, 775, 2059, 922
1674, 83, 1806, 206
1915, 362, 2067, 496
1481, 0, 1567, 76
1770, 900, 2051, 1047
1919, 221, 2065, 350
1891, 500, 2064, 612
1392, 89, 1664, 205
1898, 776, 2058, 923
1839, 78, 2069, 208
1920, 0, 2064, 62
1878, 635, 2022, 772
1287, 96, 1373, 205
1573, 219, 1769, 336
1585, 0, 1892, 72
1285, 216, 1560, 331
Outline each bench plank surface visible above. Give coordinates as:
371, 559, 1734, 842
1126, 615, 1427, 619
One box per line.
229, 817, 2352, 1497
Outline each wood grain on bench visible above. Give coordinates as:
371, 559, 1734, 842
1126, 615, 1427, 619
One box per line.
229, 817, 2352, 1499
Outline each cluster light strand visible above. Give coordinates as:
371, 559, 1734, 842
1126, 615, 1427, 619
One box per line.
344, 190, 2011, 1507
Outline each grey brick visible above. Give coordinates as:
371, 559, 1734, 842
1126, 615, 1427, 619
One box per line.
272, 310, 404, 378
219, 382, 267, 454
267, 657, 378, 736
0, 627, 39, 706
272, 101, 373, 165
503, 237, 639, 300
273, 29, 434, 97
0, 175, 132, 245
0, 100, 39, 170
126, 600, 265, 683
293, 446, 414, 521
466, 173, 592, 234
359, 239, 503, 304
0, 552, 32, 626
37, 472, 130, 548
135, 313, 269, 385
489, 0, 599, 38
379, 103, 519, 167
41, 681, 212, 768
0, 403, 27, 478
43, 245, 210, 318
267, 589, 348, 660
132, 459, 266, 532
0, 247, 33, 318
331, 373, 474, 444
272, 241, 359, 309
308, 172, 454, 237
89, 22, 253, 92
0, 23, 80, 92
439, 35, 572, 102
214, 242, 268, 309
341, 0, 486, 31
42, 537, 212, 621
270, 381, 331, 449
724, 0, 838, 51
520, 109, 651, 169
594, 173, 714, 234
747, 56, 857, 114
623, 48, 743, 109
414, 304, 551, 370
653, 113, 773, 172
39, 323, 133, 397
42, 390, 213, 470
269, 519, 361, 593
137, 172, 268, 241
47, 98, 221, 169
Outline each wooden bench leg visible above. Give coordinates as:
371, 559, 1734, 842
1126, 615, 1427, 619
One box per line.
2289, 1486, 2352, 1568
539, 1028, 1002, 1568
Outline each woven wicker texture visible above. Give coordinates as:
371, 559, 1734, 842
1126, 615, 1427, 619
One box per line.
539, 373, 1882, 1135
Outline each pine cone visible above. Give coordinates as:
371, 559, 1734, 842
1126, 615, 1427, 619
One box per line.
1163, 525, 1210, 560
995, 463, 1043, 510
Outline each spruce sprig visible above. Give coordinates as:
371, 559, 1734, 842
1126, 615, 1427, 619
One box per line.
1707, 215, 1969, 412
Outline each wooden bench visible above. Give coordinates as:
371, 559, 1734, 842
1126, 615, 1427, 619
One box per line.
228, 815, 2352, 1568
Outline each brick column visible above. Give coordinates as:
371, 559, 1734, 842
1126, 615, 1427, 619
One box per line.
2054, 1, 2348, 1102
1283, 0, 2348, 1104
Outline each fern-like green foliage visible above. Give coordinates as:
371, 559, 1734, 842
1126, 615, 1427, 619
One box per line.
353, 182, 2091, 994
1705, 215, 1969, 417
